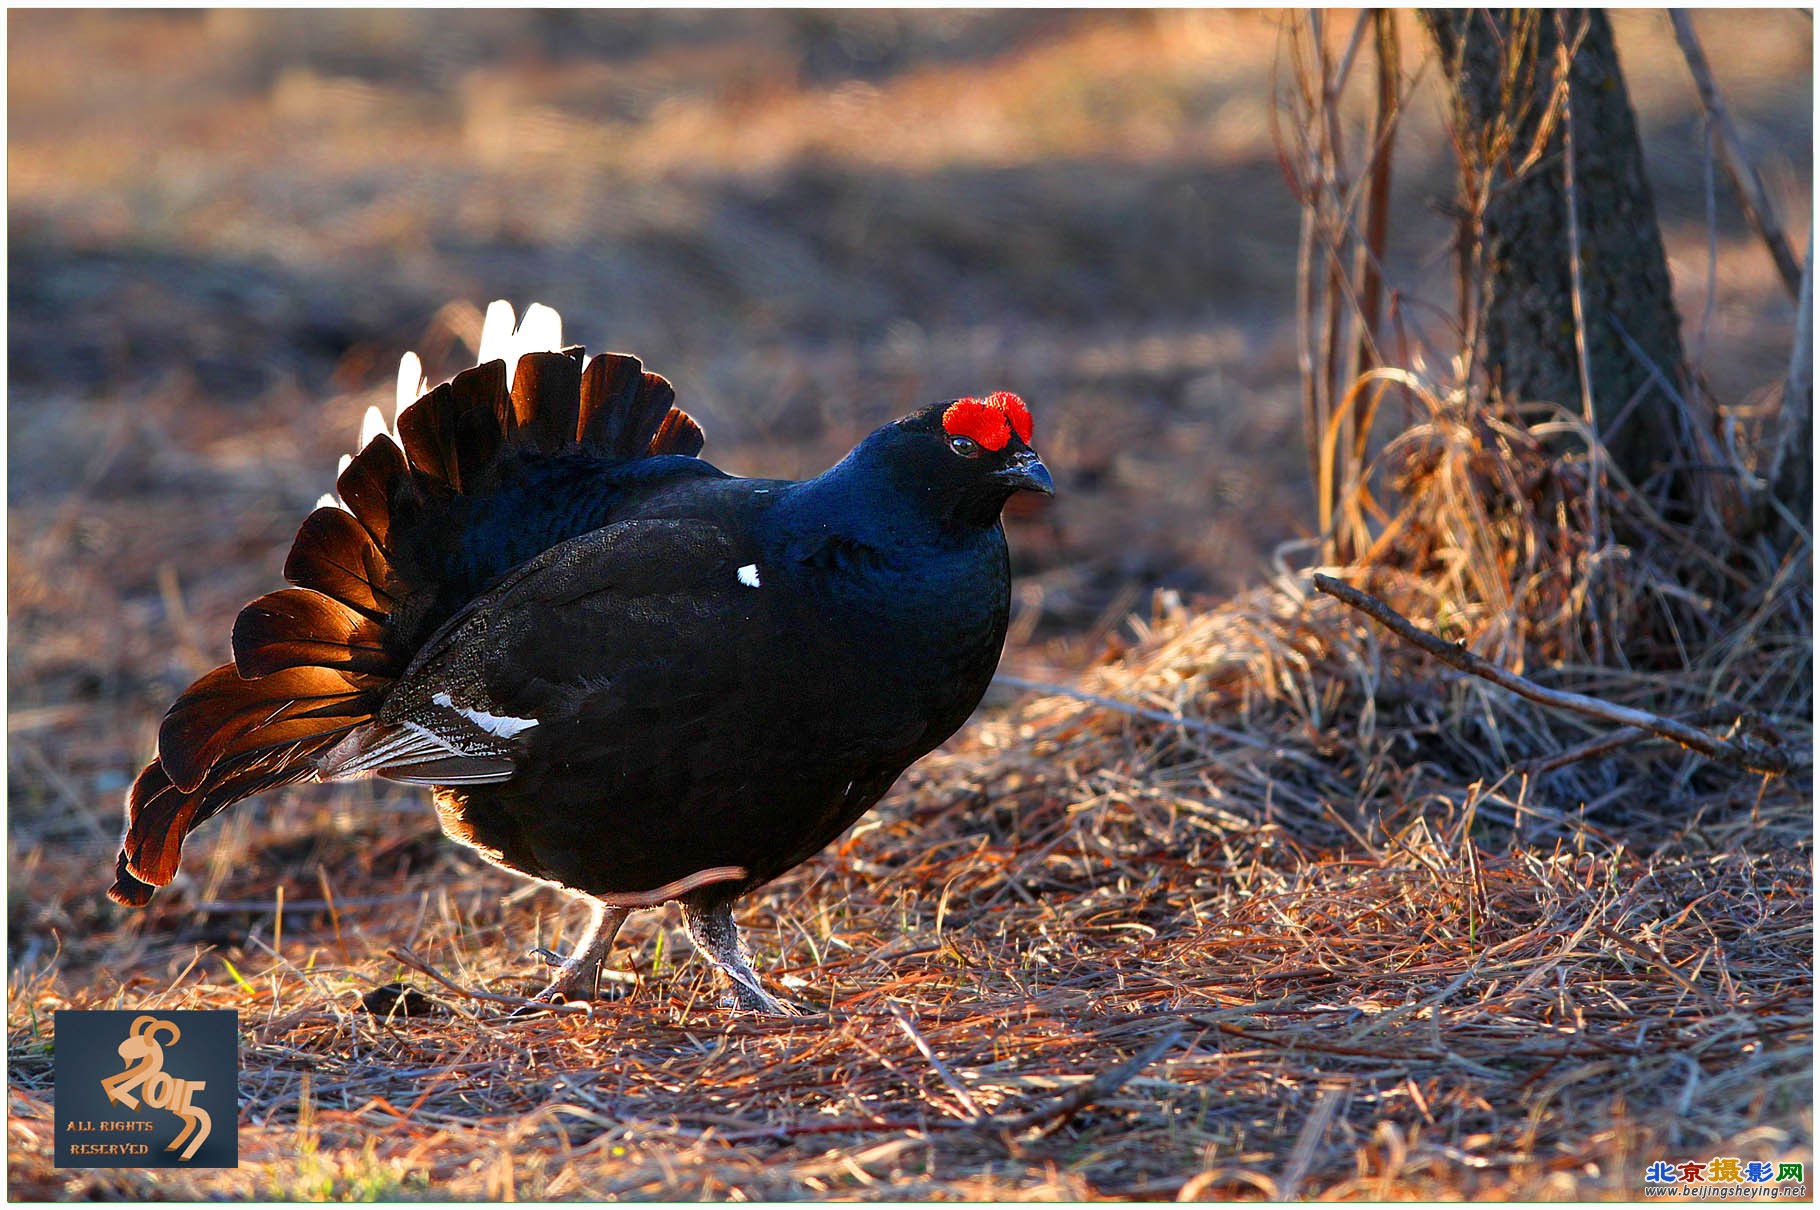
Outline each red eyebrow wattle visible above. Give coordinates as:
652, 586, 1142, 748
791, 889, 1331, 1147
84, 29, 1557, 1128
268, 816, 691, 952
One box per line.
943, 392, 1032, 452
985, 391, 1033, 444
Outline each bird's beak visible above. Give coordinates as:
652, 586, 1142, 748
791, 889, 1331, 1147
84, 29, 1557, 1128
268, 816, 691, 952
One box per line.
994, 448, 1054, 496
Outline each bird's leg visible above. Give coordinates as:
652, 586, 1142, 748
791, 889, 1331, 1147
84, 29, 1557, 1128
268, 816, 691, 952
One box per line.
526, 897, 629, 1004
680, 893, 801, 1016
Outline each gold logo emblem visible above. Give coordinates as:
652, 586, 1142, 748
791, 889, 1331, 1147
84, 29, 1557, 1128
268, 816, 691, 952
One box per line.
98, 1016, 212, 1162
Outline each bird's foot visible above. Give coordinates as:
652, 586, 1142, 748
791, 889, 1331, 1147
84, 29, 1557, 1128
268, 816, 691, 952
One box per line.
510, 947, 618, 1015
720, 968, 806, 1017
512, 902, 631, 1014
680, 892, 805, 1017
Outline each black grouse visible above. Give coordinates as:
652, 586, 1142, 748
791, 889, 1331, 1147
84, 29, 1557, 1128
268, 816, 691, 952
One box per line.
109, 302, 1052, 1013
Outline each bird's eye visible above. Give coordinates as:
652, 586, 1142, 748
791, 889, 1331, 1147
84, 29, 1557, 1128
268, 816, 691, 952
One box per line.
948, 434, 981, 457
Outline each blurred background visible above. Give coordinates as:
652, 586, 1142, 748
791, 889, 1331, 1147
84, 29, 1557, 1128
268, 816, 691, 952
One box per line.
7, 6, 1811, 855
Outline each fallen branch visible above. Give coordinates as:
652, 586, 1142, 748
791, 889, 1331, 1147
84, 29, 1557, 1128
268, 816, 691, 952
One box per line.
1516, 727, 1652, 775
1311, 574, 1793, 776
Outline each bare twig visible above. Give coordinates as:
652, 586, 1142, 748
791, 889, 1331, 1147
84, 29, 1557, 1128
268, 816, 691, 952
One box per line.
388, 946, 597, 1017
887, 1004, 985, 1120
1669, 11, 1804, 300
1311, 574, 1794, 775
990, 1027, 1184, 1137
1354, 10, 1399, 387
1557, 14, 1604, 554
191, 892, 430, 914
716, 1028, 1185, 1145
1517, 726, 1653, 775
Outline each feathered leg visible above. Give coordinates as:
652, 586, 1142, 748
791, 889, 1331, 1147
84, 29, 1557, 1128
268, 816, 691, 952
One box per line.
680, 891, 801, 1016
527, 897, 628, 1004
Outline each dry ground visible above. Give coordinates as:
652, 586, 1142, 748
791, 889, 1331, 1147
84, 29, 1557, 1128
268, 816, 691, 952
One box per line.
7, 9, 1812, 1201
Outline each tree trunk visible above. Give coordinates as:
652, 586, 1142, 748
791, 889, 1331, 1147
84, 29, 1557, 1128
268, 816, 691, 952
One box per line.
1425, 10, 1698, 510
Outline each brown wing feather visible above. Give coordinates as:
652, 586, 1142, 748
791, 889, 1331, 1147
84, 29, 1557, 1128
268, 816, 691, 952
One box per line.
445, 359, 506, 489
396, 381, 462, 489
110, 753, 322, 905
114, 318, 713, 908
578, 354, 667, 458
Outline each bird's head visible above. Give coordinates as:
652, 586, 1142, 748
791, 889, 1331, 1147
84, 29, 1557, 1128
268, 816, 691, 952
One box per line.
862, 391, 1053, 530
792, 390, 1051, 540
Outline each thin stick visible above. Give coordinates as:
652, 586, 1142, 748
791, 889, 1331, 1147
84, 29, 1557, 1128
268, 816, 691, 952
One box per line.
1770, 243, 1813, 531
1354, 9, 1399, 387
992, 1027, 1183, 1137
191, 892, 430, 914
1669, 10, 1804, 299
886, 1004, 985, 1121
715, 1028, 1184, 1144
388, 946, 597, 1017
593, 866, 747, 909
1517, 727, 1652, 775
1310, 574, 1794, 776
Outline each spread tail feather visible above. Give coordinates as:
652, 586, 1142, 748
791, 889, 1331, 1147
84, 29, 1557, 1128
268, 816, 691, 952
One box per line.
111, 300, 707, 906
111, 727, 348, 907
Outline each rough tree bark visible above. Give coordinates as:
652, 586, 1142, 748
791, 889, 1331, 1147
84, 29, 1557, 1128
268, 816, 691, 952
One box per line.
1424, 10, 1698, 510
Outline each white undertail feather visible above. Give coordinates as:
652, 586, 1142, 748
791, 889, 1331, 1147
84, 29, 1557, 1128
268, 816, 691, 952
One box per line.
475, 300, 517, 368
476, 300, 564, 386
325, 300, 571, 510
359, 404, 388, 451
394, 350, 426, 427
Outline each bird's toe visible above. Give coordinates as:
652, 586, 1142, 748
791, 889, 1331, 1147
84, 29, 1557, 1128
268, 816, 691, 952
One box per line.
724, 982, 806, 1017
526, 945, 568, 969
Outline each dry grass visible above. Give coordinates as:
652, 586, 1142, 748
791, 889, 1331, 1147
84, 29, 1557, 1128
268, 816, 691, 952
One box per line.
10, 368, 1811, 1199
8, 9, 1812, 1202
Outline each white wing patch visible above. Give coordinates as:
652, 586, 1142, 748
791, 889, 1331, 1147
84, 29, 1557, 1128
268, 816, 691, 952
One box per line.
737, 564, 762, 588
431, 691, 540, 738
